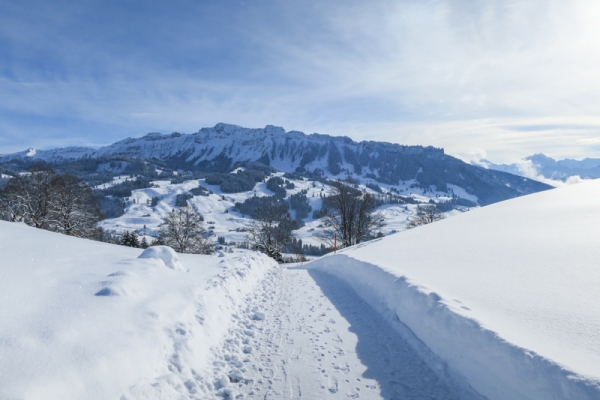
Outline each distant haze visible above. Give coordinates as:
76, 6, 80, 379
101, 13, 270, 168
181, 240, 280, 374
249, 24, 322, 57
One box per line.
2, 0, 600, 163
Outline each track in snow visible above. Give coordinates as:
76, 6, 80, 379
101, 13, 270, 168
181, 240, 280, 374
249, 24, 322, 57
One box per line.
211, 266, 485, 399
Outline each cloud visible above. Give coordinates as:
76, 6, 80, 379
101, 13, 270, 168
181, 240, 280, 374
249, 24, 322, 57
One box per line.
578, 138, 600, 145
2, 0, 600, 162
510, 159, 586, 188
456, 148, 488, 164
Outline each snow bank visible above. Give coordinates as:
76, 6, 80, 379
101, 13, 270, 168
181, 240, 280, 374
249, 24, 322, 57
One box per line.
310, 256, 599, 400
309, 179, 600, 400
0, 221, 278, 400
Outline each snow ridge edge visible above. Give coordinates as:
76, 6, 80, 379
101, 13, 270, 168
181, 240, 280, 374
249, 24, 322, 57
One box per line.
308, 254, 600, 400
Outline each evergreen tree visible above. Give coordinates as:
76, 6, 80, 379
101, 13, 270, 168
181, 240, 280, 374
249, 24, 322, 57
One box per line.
120, 231, 131, 246
130, 231, 140, 247
120, 230, 141, 247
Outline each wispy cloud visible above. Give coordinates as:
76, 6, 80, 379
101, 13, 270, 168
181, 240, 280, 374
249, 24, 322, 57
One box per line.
2, 0, 600, 162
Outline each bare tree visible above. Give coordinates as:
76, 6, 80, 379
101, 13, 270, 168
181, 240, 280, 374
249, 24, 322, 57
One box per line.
0, 168, 102, 238
0, 178, 25, 222
405, 205, 445, 229
246, 198, 296, 262
47, 174, 102, 238
157, 205, 213, 254
317, 181, 384, 248
0, 167, 58, 228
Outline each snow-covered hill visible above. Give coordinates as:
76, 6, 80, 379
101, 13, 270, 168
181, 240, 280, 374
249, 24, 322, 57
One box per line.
97, 171, 466, 249
0, 123, 552, 205
0, 221, 278, 399
2, 174, 599, 400
0, 218, 488, 400
309, 178, 600, 399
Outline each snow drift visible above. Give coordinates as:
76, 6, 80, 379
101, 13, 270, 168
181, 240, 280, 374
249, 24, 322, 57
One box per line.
309, 179, 600, 400
0, 221, 278, 399
138, 245, 184, 270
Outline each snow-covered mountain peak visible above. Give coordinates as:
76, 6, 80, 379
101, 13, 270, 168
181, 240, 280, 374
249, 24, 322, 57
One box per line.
195, 123, 347, 144
0, 146, 96, 163
525, 153, 556, 166
143, 132, 164, 140
0, 123, 552, 205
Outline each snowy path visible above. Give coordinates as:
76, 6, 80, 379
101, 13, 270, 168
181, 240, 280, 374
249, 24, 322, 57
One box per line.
210, 266, 485, 399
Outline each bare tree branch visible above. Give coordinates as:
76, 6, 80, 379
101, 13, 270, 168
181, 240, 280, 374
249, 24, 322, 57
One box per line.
0, 169, 102, 238
47, 174, 102, 238
157, 205, 212, 254
319, 181, 384, 248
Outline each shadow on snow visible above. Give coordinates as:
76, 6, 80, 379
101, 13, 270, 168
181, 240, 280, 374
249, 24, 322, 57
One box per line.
306, 268, 486, 400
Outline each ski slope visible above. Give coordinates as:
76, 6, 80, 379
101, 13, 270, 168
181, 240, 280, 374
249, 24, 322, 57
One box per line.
309, 178, 600, 399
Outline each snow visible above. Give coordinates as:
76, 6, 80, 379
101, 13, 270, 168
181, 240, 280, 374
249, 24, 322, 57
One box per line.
93, 175, 136, 189
138, 245, 183, 270
308, 179, 600, 399
98, 173, 467, 249
0, 221, 278, 399
0, 124, 477, 205
2, 175, 599, 399
0, 207, 480, 399
206, 265, 484, 399
0, 146, 96, 162
446, 183, 478, 203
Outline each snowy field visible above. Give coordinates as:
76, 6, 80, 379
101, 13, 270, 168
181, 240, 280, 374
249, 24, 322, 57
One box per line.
93, 175, 136, 189
309, 179, 600, 399
0, 222, 278, 399
4, 175, 599, 399
0, 220, 482, 400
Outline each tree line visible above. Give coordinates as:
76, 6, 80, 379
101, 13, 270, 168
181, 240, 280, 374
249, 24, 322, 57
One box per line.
0, 166, 102, 238
244, 180, 385, 261
96, 205, 214, 255
0, 166, 447, 262
0, 165, 213, 255
243, 180, 449, 262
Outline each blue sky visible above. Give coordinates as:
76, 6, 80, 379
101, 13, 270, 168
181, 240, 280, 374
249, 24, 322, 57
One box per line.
2, 0, 600, 162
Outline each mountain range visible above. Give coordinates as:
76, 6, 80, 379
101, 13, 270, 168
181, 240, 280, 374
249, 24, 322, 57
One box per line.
474, 154, 600, 182
0, 123, 552, 206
